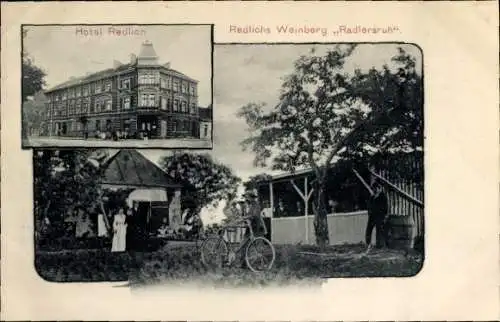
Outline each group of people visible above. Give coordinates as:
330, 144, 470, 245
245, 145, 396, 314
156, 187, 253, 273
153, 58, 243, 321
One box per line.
156, 209, 203, 240
224, 192, 270, 240
228, 179, 389, 252
107, 203, 145, 253
269, 198, 341, 218
93, 129, 136, 141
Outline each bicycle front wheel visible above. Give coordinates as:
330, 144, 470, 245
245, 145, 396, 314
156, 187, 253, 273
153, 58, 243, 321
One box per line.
200, 235, 228, 269
245, 237, 276, 272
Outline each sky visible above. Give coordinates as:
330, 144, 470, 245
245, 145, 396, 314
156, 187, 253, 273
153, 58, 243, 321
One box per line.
23, 25, 212, 107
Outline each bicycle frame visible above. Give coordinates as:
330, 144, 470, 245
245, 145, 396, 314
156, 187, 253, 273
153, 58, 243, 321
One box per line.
219, 218, 254, 256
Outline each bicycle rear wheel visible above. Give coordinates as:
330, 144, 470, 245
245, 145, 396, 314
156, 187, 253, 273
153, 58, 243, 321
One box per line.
200, 236, 228, 269
245, 237, 275, 272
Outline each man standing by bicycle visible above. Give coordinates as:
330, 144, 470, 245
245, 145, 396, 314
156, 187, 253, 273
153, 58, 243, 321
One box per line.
245, 191, 268, 238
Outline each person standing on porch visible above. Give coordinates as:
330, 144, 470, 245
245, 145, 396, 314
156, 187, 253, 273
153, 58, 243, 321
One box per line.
365, 181, 389, 252
111, 207, 127, 252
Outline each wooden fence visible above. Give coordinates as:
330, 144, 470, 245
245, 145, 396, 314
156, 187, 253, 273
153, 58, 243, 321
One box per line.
372, 152, 424, 238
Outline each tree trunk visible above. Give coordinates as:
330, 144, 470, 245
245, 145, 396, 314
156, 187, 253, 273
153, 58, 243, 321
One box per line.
312, 180, 329, 248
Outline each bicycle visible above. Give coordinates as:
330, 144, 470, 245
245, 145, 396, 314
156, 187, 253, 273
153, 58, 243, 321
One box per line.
199, 216, 276, 273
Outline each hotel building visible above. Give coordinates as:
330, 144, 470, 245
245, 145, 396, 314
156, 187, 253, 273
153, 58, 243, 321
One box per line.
43, 41, 208, 139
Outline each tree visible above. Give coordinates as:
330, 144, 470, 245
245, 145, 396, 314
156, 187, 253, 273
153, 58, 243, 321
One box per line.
22, 29, 46, 102
159, 152, 241, 213
22, 28, 47, 139
237, 45, 423, 247
34, 150, 139, 245
242, 173, 273, 194
23, 91, 48, 136
33, 149, 104, 244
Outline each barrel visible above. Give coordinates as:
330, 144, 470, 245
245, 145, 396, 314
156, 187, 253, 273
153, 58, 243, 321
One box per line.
386, 215, 416, 250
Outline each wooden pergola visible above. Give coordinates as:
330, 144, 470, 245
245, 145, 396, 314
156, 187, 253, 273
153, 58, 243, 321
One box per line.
258, 169, 316, 243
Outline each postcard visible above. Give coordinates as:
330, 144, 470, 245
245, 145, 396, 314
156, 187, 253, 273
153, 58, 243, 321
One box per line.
1, 1, 499, 321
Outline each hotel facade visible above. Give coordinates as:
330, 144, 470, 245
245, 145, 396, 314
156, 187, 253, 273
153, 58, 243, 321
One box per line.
42, 41, 208, 139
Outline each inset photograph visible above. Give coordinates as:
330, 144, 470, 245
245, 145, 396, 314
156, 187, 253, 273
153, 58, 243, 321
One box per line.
22, 24, 213, 149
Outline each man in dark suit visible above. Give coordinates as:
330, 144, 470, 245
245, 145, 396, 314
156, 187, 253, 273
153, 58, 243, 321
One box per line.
365, 181, 389, 252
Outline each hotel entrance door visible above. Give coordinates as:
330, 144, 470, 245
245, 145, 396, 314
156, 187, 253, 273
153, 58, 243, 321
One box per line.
137, 116, 159, 138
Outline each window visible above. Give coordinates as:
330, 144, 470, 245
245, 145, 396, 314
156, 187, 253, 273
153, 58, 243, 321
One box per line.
122, 97, 131, 110
83, 86, 89, 96
190, 103, 196, 114
173, 80, 179, 92
148, 94, 156, 106
166, 77, 171, 89
95, 100, 102, 113
173, 99, 179, 112
76, 100, 82, 114
181, 101, 187, 113
167, 97, 172, 110
76, 87, 81, 97
62, 92, 67, 100
172, 120, 177, 132
190, 85, 195, 95
95, 120, 101, 131
181, 83, 187, 94
204, 124, 208, 137
82, 100, 89, 113
105, 99, 112, 111
160, 97, 167, 110
139, 73, 158, 85
140, 94, 148, 106
105, 81, 112, 92
68, 101, 75, 115
55, 95, 59, 102
68, 89, 74, 99
160, 77, 167, 89
120, 79, 131, 89
95, 81, 102, 93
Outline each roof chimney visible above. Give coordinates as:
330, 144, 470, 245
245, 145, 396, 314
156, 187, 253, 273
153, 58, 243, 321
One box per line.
130, 54, 137, 64
113, 60, 123, 68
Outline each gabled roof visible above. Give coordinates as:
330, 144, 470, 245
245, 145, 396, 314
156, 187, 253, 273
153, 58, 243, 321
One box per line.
100, 150, 183, 188
45, 63, 135, 93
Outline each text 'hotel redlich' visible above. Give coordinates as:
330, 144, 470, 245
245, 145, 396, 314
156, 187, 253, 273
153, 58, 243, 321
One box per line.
42, 41, 212, 140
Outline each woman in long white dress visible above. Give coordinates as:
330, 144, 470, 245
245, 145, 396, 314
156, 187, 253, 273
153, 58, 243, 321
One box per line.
111, 207, 127, 252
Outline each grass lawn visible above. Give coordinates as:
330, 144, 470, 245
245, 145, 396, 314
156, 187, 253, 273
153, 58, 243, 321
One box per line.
36, 242, 423, 287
